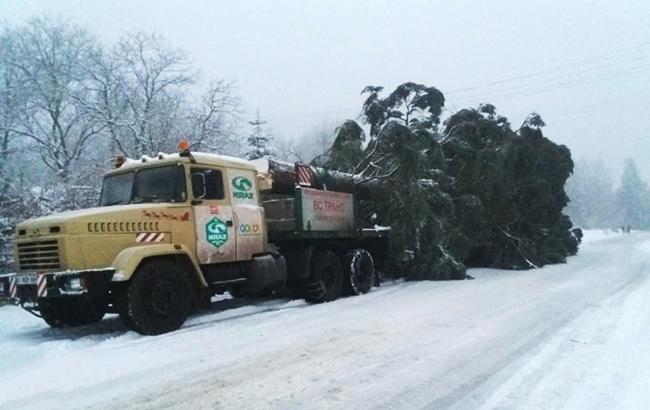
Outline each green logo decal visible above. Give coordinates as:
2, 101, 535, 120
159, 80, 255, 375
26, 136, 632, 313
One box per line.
205, 217, 228, 247
232, 176, 252, 191
232, 176, 253, 199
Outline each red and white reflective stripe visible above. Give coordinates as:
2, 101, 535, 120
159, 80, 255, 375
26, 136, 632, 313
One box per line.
9, 276, 17, 298
135, 232, 166, 243
36, 274, 48, 298
295, 163, 313, 187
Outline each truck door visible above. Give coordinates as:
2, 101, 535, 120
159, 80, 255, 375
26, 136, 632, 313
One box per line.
191, 167, 237, 264
226, 168, 265, 261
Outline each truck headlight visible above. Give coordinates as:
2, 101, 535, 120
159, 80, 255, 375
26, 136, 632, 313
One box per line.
66, 277, 85, 291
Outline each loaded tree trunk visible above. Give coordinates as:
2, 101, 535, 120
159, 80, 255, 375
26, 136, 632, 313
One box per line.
253, 158, 388, 201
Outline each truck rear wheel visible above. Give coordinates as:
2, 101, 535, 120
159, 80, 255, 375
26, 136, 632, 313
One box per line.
342, 249, 375, 295
39, 298, 106, 328
125, 260, 192, 335
303, 250, 344, 303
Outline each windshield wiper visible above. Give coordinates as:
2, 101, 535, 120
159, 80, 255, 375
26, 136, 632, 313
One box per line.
103, 200, 129, 206
131, 195, 162, 204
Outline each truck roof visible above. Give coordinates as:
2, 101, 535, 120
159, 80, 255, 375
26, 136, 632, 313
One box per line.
106, 152, 257, 175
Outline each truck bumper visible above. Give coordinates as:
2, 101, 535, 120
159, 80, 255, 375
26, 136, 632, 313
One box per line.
0, 269, 115, 308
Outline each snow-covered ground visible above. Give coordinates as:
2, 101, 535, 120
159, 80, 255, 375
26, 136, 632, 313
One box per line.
1, 230, 649, 409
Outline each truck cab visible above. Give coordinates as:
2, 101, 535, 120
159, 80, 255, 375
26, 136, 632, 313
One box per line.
1, 145, 389, 335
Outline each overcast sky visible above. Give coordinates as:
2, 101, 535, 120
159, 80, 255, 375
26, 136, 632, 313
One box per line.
2, 0, 650, 178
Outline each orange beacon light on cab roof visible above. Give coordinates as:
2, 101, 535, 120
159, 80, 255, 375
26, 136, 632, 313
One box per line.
178, 139, 190, 152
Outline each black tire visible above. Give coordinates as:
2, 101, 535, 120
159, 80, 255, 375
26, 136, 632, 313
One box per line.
39, 298, 106, 328
303, 250, 344, 303
125, 260, 192, 335
342, 249, 375, 296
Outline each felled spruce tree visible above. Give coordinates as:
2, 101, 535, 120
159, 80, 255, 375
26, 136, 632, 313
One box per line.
324, 82, 581, 279
326, 83, 465, 280
443, 107, 581, 269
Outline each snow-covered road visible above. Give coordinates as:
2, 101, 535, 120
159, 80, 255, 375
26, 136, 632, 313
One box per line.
1, 230, 649, 409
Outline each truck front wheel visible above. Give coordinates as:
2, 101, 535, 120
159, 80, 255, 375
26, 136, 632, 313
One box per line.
303, 250, 344, 303
124, 260, 192, 335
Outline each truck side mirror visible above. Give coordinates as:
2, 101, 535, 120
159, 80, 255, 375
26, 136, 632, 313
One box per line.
191, 172, 207, 199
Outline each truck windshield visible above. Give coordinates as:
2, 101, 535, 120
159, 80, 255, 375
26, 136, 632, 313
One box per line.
100, 164, 187, 206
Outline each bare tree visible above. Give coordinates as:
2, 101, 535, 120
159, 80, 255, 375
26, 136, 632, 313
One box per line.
81, 32, 195, 157
0, 29, 30, 199
187, 80, 241, 154
0, 18, 104, 182
77, 46, 130, 156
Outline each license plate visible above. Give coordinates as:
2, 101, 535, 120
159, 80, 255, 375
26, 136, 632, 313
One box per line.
16, 274, 38, 285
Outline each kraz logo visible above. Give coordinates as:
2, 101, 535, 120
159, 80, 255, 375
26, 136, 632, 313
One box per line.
232, 176, 253, 199
205, 217, 228, 247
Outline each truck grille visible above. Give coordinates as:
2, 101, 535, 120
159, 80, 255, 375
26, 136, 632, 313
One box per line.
17, 240, 61, 271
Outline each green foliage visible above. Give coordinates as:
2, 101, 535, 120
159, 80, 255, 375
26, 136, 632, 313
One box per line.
362, 82, 445, 137
522, 112, 546, 129
329, 82, 580, 279
442, 108, 579, 269
323, 120, 365, 171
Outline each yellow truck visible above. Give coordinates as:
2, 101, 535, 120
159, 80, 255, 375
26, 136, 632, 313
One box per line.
0, 143, 389, 334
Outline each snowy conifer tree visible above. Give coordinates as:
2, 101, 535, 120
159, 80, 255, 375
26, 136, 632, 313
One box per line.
616, 158, 649, 229
245, 110, 273, 160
